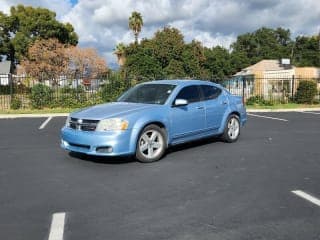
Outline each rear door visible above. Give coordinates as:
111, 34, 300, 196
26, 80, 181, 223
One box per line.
200, 85, 228, 130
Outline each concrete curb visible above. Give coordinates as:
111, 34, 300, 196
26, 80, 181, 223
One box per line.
247, 108, 320, 113
0, 113, 69, 119
0, 108, 320, 119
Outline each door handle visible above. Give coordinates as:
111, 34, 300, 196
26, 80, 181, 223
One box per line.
222, 101, 228, 105
196, 106, 204, 110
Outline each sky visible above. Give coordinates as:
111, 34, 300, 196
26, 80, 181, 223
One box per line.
0, 0, 319, 68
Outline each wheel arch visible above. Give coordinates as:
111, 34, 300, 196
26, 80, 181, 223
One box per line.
130, 120, 169, 153
218, 110, 241, 134
229, 111, 240, 118
138, 121, 168, 143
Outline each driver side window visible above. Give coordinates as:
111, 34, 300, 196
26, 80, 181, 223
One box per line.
175, 85, 201, 103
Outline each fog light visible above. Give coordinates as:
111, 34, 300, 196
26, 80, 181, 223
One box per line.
96, 146, 113, 153
61, 140, 68, 147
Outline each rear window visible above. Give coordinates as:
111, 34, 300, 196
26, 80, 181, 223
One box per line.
200, 85, 222, 100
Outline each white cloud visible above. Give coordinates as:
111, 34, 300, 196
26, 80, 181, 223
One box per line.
0, 0, 72, 18
194, 32, 236, 50
1, 0, 320, 68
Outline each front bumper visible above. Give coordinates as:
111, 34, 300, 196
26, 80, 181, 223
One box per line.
60, 127, 136, 156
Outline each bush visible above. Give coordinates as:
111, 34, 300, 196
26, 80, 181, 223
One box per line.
50, 86, 88, 108
295, 80, 318, 104
0, 85, 10, 95
30, 84, 53, 109
246, 96, 274, 106
99, 78, 128, 102
10, 96, 22, 109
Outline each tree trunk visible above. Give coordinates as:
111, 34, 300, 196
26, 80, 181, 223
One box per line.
134, 32, 138, 44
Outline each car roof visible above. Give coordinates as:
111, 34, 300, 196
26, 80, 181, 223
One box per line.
142, 79, 221, 87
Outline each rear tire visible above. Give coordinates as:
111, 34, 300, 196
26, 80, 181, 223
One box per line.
136, 124, 167, 163
221, 114, 240, 143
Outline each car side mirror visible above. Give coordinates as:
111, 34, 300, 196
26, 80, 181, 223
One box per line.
173, 99, 188, 107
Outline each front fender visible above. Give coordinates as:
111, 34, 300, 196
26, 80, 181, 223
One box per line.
128, 114, 171, 153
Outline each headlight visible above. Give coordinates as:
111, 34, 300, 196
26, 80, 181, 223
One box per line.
65, 116, 71, 127
96, 118, 129, 131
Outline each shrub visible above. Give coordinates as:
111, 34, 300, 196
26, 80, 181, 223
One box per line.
10, 96, 22, 109
295, 80, 318, 104
99, 78, 128, 102
30, 84, 53, 109
246, 96, 274, 106
50, 86, 87, 108
0, 85, 11, 95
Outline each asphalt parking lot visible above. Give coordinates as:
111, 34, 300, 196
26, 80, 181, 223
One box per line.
0, 111, 320, 240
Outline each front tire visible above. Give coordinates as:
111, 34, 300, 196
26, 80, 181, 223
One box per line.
136, 124, 167, 163
221, 114, 240, 143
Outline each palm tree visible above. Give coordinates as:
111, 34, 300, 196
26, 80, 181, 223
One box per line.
128, 11, 143, 44
114, 43, 126, 66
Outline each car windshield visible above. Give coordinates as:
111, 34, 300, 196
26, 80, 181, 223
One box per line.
118, 83, 176, 105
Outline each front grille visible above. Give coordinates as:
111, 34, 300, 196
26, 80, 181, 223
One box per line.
69, 117, 99, 131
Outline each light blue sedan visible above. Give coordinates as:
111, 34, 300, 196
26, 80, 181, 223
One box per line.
61, 80, 247, 162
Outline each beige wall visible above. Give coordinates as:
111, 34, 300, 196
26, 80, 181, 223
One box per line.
251, 71, 263, 95
294, 67, 320, 79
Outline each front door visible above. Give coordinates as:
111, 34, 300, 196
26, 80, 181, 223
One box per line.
170, 85, 206, 142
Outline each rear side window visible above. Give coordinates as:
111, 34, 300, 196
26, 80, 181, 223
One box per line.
200, 85, 222, 100
175, 85, 201, 103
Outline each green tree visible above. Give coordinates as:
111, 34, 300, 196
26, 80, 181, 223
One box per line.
164, 59, 185, 78
124, 27, 190, 79
125, 42, 163, 80
152, 27, 185, 68
229, 50, 250, 75
203, 46, 231, 79
0, 5, 78, 68
114, 42, 127, 66
293, 35, 320, 67
128, 11, 143, 44
231, 27, 292, 65
182, 40, 206, 79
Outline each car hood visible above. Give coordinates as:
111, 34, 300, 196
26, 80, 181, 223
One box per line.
71, 102, 157, 120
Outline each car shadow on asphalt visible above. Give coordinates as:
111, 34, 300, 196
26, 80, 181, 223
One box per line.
68, 137, 222, 164
166, 136, 221, 155
68, 152, 135, 164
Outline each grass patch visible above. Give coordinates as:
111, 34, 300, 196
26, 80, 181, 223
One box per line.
0, 107, 76, 114
1, 103, 320, 115
246, 103, 320, 109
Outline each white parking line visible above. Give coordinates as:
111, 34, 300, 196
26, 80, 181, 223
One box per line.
299, 111, 320, 115
39, 117, 53, 130
292, 190, 320, 207
247, 113, 288, 122
48, 212, 66, 240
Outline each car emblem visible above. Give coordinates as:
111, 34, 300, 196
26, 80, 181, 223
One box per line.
76, 119, 83, 130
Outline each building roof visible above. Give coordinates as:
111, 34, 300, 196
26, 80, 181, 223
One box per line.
143, 79, 219, 87
235, 60, 292, 76
0, 61, 11, 74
